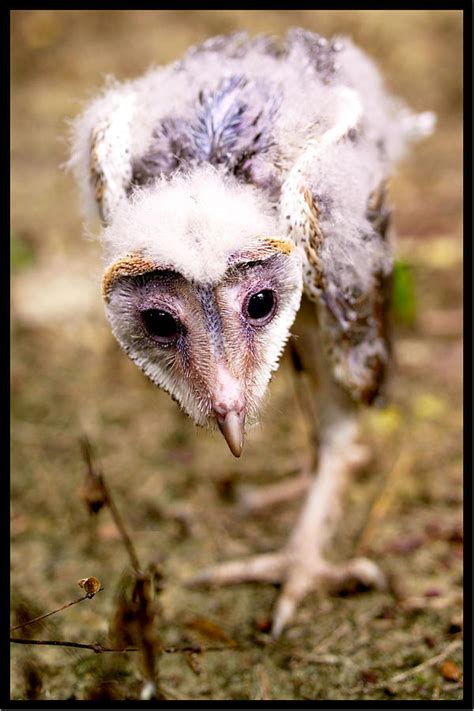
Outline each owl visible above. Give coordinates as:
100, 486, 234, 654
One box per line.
68, 30, 434, 636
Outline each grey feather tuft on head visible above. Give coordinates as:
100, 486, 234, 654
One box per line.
132, 74, 281, 198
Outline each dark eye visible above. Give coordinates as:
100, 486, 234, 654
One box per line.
246, 290, 276, 324
141, 309, 181, 343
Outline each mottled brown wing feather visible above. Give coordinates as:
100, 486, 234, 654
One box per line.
315, 182, 393, 405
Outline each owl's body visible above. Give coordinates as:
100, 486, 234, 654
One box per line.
69, 30, 434, 634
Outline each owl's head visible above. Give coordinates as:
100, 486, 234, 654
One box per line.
102, 168, 303, 456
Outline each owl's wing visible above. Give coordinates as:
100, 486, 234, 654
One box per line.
67, 72, 281, 224
318, 182, 393, 406
289, 181, 392, 406
280, 88, 393, 404
67, 86, 137, 225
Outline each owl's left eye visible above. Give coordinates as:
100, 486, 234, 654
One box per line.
245, 289, 277, 325
141, 309, 181, 344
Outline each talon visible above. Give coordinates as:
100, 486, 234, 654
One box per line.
347, 557, 387, 591
187, 551, 385, 634
272, 595, 297, 639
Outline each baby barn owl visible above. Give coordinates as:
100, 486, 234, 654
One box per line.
69, 30, 434, 636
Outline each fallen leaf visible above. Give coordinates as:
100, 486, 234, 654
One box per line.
360, 669, 379, 684
79, 438, 108, 514
186, 618, 236, 646
440, 660, 461, 682
255, 616, 272, 634
80, 479, 107, 514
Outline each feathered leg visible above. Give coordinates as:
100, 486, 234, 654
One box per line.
189, 299, 385, 636
236, 340, 370, 514
271, 404, 386, 637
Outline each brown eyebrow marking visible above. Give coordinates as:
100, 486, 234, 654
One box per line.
102, 253, 173, 302
103, 237, 296, 301
227, 237, 294, 269
262, 237, 294, 254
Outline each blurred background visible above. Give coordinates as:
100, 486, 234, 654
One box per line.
11, 10, 463, 701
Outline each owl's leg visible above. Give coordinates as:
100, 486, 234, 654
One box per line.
236, 342, 370, 514
190, 408, 385, 636
189, 300, 385, 636
270, 407, 386, 637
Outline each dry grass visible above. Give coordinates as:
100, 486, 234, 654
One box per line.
11, 9, 463, 701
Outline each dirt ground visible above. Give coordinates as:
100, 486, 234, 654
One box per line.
10, 10, 463, 702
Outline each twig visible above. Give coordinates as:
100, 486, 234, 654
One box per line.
10, 590, 103, 633
388, 639, 463, 684
132, 574, 161, 695
306, 653, 356, 667
79, 437, 160, 695
356, 448, 414, 553
10, 637, 249, 655
313, 620, 351, 653
164, 643, 251, 654
10, 638, 136, 653
100, 475, 141, 574
313, 608, 375, 654
80, 437, 141, 574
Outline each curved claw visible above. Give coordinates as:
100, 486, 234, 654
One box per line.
272, 596, 297, 639
186, 550, 386, 638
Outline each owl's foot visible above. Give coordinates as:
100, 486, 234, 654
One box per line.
236, 470, 310, 514
188, 551, 386, 637
235, 443, 371, 514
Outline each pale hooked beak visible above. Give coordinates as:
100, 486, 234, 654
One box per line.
215, 410, 245, 458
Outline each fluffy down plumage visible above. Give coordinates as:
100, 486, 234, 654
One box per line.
68, 29, 435, 404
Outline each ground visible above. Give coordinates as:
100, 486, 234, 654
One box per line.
11, 9, 463, 702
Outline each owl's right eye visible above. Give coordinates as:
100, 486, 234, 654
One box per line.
141, 309, 181, 344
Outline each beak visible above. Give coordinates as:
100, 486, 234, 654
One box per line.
216, 410, 245, 458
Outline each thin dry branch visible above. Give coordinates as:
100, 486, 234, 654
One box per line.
101, 476, 142, 574
388, 638, 463, 684
10, 637, 249, 655
10, 589, 103, 633
10, 638, 136, 653
80, 437, 141, 573
79, 437, 161, 697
